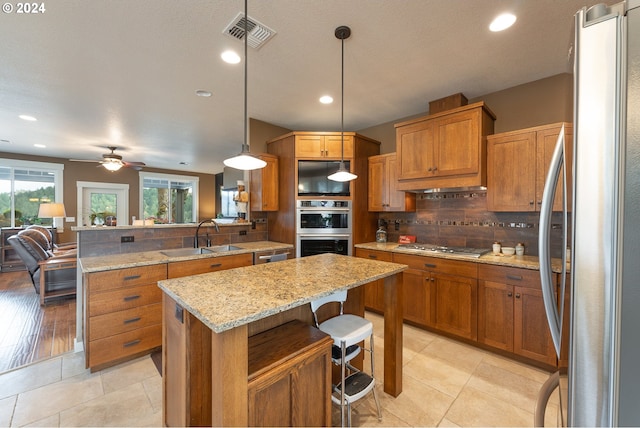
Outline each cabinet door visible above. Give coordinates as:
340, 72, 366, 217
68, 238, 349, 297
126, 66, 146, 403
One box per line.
403, 268, 433, 327
368, 155, 387, 211
386, 154, 415, 211
514, 285, 557, 366
487, 131, 537, 211
397, 120, 435, 180
478, 280, 514, 352
433, 109, 480, 177
536, 125, 573, 212
324, 135, 353, 158
356, 248, 391, 312
295, 135, 325, 158
250, 154, 279, 211
433, 273, 477, 340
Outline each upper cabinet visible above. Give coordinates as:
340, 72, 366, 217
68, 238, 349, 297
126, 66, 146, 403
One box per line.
250, 153, 279, 212
395, 102, 496, 191
368, 153, 416, 212
294, 133, 354, 159
487, 122, 573, 212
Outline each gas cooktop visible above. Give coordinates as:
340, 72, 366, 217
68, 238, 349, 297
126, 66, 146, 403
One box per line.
396, 243, 491, 258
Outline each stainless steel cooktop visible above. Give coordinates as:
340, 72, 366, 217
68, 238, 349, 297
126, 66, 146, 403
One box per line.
396, 243, 491, 258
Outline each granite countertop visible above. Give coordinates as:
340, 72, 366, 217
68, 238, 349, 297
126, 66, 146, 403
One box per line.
79, 241, 294, 273
355, 242, 568, 273
157, 253, 407, 334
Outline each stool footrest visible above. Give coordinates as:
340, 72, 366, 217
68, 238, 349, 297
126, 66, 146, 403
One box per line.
334, 372, 374, 398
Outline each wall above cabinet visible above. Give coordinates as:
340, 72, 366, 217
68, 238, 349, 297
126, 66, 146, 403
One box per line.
394, 102, 496, 192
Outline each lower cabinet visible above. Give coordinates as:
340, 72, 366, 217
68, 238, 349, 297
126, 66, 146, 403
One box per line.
354, 248, 391, 313
392, 253, 478, 340
478, 264, 557, 366
247, 320, 333, 427
168, 253, 253, 278
84, 264, 167, 371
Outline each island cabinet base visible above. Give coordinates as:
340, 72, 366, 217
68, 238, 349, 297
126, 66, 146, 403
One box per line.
163, 296, 333, 427
248, 320, 333, 427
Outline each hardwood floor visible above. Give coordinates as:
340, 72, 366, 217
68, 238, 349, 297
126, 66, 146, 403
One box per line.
0, 270, 76, 373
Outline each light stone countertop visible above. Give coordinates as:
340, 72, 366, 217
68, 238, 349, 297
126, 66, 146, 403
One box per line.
157, 253, 407, 334
79, 241, 294, 273
355, 242, 568, 273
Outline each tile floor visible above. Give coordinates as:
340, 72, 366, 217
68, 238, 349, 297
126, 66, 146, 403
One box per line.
0, 312, 559, 427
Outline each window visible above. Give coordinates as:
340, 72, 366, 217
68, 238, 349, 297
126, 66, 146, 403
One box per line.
139, 172, 198, 224
0, 159, 64, 229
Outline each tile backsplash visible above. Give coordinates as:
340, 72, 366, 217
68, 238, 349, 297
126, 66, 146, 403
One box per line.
378, 191, 568, 258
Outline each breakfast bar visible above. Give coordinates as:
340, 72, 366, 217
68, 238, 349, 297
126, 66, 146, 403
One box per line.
157, 253, 407, 427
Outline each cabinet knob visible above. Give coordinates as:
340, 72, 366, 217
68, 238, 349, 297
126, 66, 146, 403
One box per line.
430, 277, 435, 282
427, 167, 432, 172
507, 292, 513, 297
432, 166, 438, 172
529, 201, 535, 205
515, 293, 521, 299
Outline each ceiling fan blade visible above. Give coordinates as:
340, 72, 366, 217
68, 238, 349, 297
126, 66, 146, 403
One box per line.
123, 161, 145, 166
69, 158, 100, 163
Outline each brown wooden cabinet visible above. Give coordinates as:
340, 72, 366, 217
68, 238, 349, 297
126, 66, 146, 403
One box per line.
368, 153, 416, 212
478, 264, 557, 366
250, 153, 279, 212
392, 253, 478, 339
487, 122, 573, 212
247, 320, 333, 427
355, 248, 392, 313
294, 133, 353, 159
167, 253, 253, 278
395, 102, 495, 191
84, 264, 167, 371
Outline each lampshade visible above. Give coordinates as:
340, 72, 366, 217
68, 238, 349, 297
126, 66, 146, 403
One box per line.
222, 0, 266, 171
38, 203, 66, 218
328, 25, 357, 183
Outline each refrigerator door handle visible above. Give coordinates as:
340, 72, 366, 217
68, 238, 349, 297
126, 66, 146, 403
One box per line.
538, 125, 567, 358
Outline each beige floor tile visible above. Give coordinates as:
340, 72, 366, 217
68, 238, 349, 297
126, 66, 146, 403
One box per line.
23, 413, 60, 427
142, 375, 163, 413
59, 382, 158, 427
403, 323, 438, 354
404, 352, 474, 397
11, 371, 103, 427
61, 352, 88, 380
481, 352, 553, 384
100, 355, 159, 394
445, 386, 534, 427
438, 417, 461, 427
0, 357, 62, 399
422, 337, 485, 372
465, 361, 544, 413
375, 376, 456, 427
0, 395, 16, 427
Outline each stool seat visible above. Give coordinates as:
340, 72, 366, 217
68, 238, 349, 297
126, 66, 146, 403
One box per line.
319, 314, 373, 347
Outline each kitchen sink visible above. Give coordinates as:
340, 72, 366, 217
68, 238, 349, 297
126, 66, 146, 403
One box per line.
160, 247, 215, 257
205, 245, 243, 252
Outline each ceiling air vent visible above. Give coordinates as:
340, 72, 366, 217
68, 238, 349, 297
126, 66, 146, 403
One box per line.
223, 12, 276, 50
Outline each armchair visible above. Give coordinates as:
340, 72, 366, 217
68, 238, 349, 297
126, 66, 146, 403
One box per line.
7, 233, 77, 305
25, 225, 77, 253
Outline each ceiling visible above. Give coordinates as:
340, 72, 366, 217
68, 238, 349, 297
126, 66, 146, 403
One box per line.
0, 0, 614, 175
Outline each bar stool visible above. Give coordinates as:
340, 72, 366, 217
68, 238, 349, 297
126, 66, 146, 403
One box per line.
310, 290, 382, 427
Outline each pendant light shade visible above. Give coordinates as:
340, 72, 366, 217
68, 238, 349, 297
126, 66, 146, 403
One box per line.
328, 25, 357, 182
223, 0, 266, 171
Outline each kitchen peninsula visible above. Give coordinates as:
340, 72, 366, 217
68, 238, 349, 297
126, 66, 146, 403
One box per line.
157, 253, 407, 427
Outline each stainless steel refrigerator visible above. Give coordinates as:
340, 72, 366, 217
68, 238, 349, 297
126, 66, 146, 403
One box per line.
538, 0, 640, 426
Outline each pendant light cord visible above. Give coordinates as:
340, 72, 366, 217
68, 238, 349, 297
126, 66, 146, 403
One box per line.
244, 0, 248, 153
340, 34, 344, 163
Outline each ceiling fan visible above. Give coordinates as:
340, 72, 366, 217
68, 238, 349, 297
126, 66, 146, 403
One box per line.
70, 146, 145, 171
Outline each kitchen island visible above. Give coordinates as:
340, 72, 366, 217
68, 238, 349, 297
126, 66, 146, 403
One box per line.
157, 253, 407, 427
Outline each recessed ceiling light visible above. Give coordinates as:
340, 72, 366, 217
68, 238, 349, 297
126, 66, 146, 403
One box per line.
221, 50, 241, 64
34, 144, 46, 148
490, 13, 516, 32
179, 161, 190, 165
319, 95, 334, 104
19, 114, 37, 121
196, 90, 212, 97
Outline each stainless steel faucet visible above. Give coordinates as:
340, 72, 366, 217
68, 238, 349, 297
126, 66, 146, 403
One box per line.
194, 219, 219, 248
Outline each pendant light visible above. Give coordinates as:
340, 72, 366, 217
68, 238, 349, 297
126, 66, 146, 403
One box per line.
223, 0, 266, 171
328, 25, 357, 182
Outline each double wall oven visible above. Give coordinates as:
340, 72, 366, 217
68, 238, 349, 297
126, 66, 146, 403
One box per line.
296, 200, 352, 257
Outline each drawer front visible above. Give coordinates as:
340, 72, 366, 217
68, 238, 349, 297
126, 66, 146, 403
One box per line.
478, 264, 542, 288
355, 248, 393, 262
88, 283, 162, 317
393, 253, 477, 278
89, 302, 162, 341
87, 265, 167, 293
88, 324, 162, 369
167, 253, 253, 278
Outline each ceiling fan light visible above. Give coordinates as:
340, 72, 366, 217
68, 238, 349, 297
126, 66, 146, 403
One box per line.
103, 160, 123, 171
223, 153, 267, 170
328, 162, 357, 182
